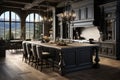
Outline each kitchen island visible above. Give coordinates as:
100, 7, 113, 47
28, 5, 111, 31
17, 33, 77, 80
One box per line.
23, 41, 100, 75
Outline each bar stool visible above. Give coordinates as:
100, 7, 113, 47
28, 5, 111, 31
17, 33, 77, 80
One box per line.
22, 42, 28, 62
26, 43, 33, 64
36, 45, 54, 71
31, 44, 38, 67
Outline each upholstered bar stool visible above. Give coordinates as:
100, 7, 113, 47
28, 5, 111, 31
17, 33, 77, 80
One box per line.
22, 42, 28, 63
36, 45, 54, 71
26, 43, 33, 64
31, 44, 38, 67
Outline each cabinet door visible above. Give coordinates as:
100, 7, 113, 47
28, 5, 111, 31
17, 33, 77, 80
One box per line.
62, 48, 76, 68
87, 5, 94, 19
76, 47, 93, 66
74, 9, 79, 20
81, 7, 86, 20
104, 12, 115, 41
100, 43, 116, 58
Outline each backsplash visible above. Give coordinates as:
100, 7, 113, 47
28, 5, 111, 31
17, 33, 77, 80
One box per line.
80, 27, 100, 41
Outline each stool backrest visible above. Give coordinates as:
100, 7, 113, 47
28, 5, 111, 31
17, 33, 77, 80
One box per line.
22, 42, 28, 56
26, 43, 32, 56
36, 45, 43, 59
32, 44, 37, 58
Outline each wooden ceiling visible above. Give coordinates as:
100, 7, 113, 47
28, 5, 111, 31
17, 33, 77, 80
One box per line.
0, 0, 80, 12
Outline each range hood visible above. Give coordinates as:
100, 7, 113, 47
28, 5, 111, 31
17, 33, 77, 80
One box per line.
71, 0, 94, 27
72, 19, 94, 27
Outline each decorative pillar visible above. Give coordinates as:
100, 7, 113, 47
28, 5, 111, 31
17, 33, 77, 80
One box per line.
60, 19, 63, 39
43, 22, 45, 36
57, 14, 63, 40
21, 11, 26, 40
70, 23, 73, 40
52, 7, 56, 41
21, 20, 25, 40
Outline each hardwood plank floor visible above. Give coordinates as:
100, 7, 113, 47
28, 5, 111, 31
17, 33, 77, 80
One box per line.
0, 50, 120, 80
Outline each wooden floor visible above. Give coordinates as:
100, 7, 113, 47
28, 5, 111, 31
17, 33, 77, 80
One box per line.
0, 50, 120, 80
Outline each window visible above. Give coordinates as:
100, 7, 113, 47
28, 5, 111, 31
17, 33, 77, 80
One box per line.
0, 11, 21, 40
26, 13, 43, 40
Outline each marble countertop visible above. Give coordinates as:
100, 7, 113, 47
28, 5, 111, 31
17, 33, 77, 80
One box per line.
23, 41, 98, 50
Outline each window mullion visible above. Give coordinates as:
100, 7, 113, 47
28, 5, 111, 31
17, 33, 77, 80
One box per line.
34, 13, 35, 39
29, 15, 30, 39
4, 13, 5, 39
10, 11, 11, 40
15, 14, 16, 39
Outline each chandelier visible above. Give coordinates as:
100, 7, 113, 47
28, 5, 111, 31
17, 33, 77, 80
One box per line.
59, 0, 76, 42
43, 12, 53, 22
42, 1, 53, 22
60, 0, 76, 22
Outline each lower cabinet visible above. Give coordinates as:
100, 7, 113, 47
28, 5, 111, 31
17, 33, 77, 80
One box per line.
99, 42, 116, 59
62, 47, 93, 73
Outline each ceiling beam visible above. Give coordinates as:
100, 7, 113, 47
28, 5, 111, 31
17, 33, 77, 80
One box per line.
23, 0, 45, 10
0, 2, 24, 9
1, 5, 45, 11
3, 0, 30, 5
38, 4, 53, 8
1, 5, 23, 9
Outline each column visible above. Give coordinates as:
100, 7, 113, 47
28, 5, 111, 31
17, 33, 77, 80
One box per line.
70, 23, 73, 40
21, 12, 26, 40
52, 7, 56, 41
60, 19, 63, 39
42, 22, 45, 36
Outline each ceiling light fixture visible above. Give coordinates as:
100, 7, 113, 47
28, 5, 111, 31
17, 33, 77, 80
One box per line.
60, 0, 76, 41
42, 0, 53, 23
60, 0, 76, 22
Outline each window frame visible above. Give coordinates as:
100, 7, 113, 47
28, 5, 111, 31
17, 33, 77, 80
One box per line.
0, 11, 21, 40
25, 13, 43, 40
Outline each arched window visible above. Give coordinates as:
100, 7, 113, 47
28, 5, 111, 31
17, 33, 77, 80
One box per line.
0, 11, 21, 40
26, 13, 43, 40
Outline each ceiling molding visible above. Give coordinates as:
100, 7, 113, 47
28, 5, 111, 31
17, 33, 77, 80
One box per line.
23, 0, 45, 10
0, 0, 79, 11
1, 5, 23, 9
3, 0, 30, 5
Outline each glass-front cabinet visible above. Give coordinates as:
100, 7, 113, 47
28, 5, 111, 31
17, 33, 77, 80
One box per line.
99, 1, 117, 59
104, 11, 116, 41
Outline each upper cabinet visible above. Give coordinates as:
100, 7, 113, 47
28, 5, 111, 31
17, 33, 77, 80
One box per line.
87, 5, 94, 19
72, 0, 94, 27
99, 1, 118, 59
104, 11, 116, 41
100, 1, 116, 41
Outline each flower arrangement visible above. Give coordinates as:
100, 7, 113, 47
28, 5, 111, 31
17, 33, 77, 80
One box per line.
43, 36, 50, 43
56, 40, 67, 46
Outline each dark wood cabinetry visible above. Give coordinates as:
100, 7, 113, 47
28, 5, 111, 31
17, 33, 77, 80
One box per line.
99, 2, 117, 59
63, 47, 93, 73
99, 42, 116, 58
72, 0, 94, 21
104, 8, 116, 41
71, 0, 94, 39
0, 40, 5, 57
24, 41, 99, 75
